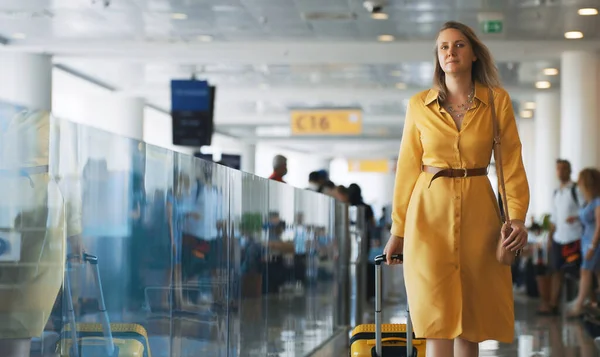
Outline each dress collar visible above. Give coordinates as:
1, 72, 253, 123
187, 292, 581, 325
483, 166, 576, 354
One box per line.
424, 81, 491, 106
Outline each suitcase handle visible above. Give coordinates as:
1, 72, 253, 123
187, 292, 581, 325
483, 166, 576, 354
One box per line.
373, 254, 412, 357
374, 254, 402, 266
65, 253, 116, 357
367, 337, 424, 345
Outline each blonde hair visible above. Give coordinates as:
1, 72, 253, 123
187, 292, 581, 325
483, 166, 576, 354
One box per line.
578, 168, 600, 202
433, 21, 501, 102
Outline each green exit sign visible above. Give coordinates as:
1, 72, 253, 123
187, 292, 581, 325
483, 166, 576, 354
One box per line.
482, 20, 503, 34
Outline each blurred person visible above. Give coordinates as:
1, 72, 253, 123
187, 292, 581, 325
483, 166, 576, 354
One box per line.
315, 170, 329, 191
539, 159, 584, 315
269, 155, 287, 183
348, 183, 376, 228
166, 172, 199, 309
308, 170, 329, 192
334, 185, 349, 203
0, 111, 82, 356
320, 180, 336, 196
307, 171, 320, 190
383, 21, 529, 357
566, 168, 600, 317
348, 183, 377, 300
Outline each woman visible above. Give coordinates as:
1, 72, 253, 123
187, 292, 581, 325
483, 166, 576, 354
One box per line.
383, 21, 529, 357
567, 168, 600, 317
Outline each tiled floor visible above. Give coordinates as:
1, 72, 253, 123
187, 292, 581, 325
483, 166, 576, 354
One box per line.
351, 291, 599, 357
31, 286, 600, 357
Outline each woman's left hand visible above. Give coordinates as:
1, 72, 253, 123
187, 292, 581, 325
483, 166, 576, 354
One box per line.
585, 248, 595, 261
503, 220, 528, 252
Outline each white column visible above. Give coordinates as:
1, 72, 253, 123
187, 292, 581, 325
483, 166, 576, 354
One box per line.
240, 143, 256, 174
70, 93, 145, 140
53, 66, 145, 141
103, 94, 145, 141
382, 172, 395, 209
518, 118, 536, 218
534, 91, 561, 217
0, 52, 52, 110
560, 51, 599, 174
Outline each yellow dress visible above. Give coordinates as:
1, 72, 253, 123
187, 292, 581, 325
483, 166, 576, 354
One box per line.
390, 82, 529, 343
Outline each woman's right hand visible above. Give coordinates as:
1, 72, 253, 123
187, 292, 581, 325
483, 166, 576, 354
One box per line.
383, 235, 404, 265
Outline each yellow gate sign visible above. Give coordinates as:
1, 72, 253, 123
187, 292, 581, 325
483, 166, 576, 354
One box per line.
290, 109, 362, 135
348, 159, 393, 173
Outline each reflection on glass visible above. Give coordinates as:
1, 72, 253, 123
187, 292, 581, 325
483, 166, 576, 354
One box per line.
0, 117, 348, 357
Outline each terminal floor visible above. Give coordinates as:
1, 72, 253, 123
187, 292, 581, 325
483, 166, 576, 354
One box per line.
350, 291, 599, 357
34, 287, 599, 357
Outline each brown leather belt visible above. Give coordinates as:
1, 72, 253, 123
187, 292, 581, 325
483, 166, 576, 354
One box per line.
422, 165, 488, 188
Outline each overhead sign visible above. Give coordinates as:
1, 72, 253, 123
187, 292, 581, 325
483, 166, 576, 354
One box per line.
171, 80, 212, 111
347, 159, 393, 173
482, 20, 503, 34
478, 12, 504, 34
290, 109, 362, 135
171, 80, 215, 147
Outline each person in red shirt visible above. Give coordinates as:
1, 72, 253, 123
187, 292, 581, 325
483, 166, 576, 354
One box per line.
269, 155, 287, 183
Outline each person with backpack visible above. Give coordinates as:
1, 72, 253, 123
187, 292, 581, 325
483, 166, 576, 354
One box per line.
537, 159, 584, 315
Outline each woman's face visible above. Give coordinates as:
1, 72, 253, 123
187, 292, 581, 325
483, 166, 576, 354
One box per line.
436, 28, 477, 75
578, 177, 591, 201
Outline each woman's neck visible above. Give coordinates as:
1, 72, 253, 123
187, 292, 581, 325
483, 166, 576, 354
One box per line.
445, 74, 473, 99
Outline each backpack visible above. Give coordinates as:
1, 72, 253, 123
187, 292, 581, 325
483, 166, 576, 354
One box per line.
554, 184, 579, 206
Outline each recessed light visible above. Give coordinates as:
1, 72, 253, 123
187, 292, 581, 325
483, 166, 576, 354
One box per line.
11, 32, 26, 39
395, 82, 407, 89
171, 13, 188, 20
535, 81, 551, 89
564, 31, 583, 39
543, 68, 558, 76
371, 13, 388, 20
378, 34, 395, 42
578, 8, 598, 16
197, 35, 213, 42
523, 102, 536, 110
520, 110, 533, 119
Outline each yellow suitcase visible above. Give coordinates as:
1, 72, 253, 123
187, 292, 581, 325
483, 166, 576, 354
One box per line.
349, 254, 426, 357
57, 253, 151, 357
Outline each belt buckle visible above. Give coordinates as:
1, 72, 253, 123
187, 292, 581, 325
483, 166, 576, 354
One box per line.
461, 168, 468, 178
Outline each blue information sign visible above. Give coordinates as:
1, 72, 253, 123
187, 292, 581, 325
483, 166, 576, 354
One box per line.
171, 80, 211, 112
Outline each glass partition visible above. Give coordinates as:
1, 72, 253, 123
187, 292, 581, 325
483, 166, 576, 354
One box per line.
2, 115, 349, 357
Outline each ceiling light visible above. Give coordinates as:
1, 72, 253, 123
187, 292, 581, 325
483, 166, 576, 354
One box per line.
197, 35, 213, 42
378, 34, 395, 42
520, 110, 533, 119
523, 102, 536, 110
543, 68, 558, 76
564, 31, 583, 39
171, 13, 188, 20
212, 5, 242, 12
535, 81, 551, 89
371, 13, 388, 20
11, 32, 26, 39
578, 8, 598, 16
395, 82, 407, 89
255, 126, 291, 137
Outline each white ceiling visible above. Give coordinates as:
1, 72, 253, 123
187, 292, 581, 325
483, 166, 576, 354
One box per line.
1, 0, 599, 158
